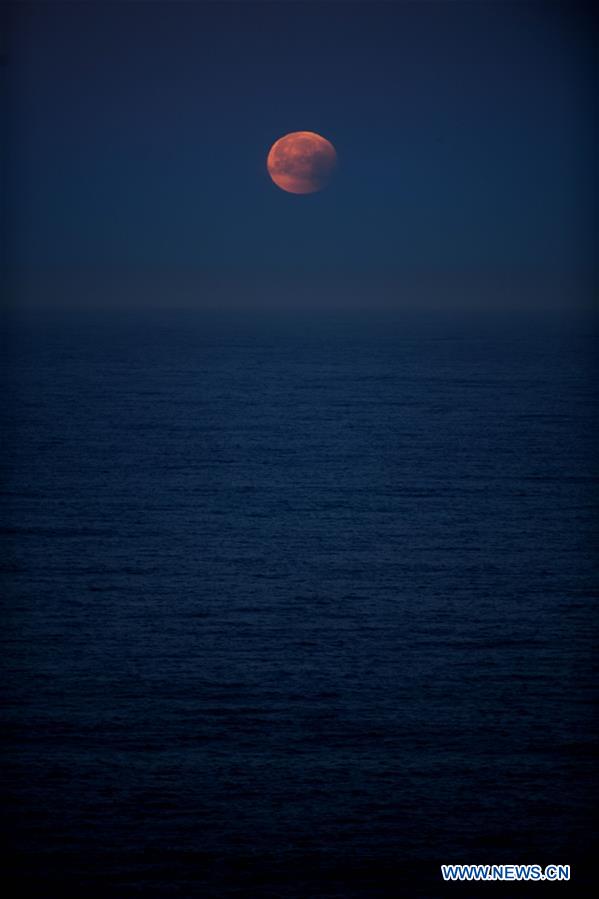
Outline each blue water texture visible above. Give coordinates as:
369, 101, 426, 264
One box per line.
1, 310, 597, 896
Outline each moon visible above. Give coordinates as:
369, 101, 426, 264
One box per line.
267, 131, 337, 194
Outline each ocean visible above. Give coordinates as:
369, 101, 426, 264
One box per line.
1, 308, 596, 896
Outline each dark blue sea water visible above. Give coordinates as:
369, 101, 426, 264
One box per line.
1, 310, 597, 896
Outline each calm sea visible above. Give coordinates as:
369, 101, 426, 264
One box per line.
1, 309, 596, 896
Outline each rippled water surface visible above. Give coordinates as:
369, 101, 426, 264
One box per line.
1, 312, 596, 896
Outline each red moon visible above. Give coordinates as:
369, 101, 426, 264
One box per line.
267, 131, 337, 194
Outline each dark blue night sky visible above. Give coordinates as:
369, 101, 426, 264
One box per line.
5, 1, 595, 305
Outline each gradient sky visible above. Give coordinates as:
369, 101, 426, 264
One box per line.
4, 1, 596, 307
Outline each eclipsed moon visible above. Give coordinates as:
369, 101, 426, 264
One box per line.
267, 131, 337, 194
